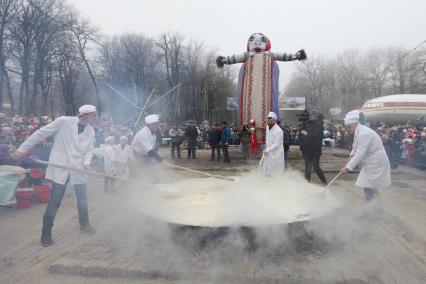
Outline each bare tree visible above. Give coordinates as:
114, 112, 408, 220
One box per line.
183, 40, 203, 121
71, 15, 101, 114
0, 0, 19, 113
362, 48, 388, 99
387, 47, 410, 94
157, 32, 184, 121
28, 0, 69, 114
295, 56, 328, 110
99, 33, 159, 121
54, 32, 82, 115
8, 0, 37, 114
287, 47, 426, 115
120, 33, 157, 107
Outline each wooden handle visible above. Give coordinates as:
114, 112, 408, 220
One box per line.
324, 172, 341, 190
170, 164, 234, 181
33, 159, 149, 186
171, 164, 213, 177
32, 159, 179, 192
0, 169, 30, 174
259, 153, 265, 167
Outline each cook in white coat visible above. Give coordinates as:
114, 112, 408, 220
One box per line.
340, 110, 391, 202
103, 136, 118, 175
15, 105, 98, 246
103, 136, 117, 193
113, 136, 134, 177
131, 114, 169, 180
261, 112, 284, 176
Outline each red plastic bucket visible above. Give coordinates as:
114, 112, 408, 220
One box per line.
34, 184, 52, 204
15, 188, 34, 209
30, 168, 45, 179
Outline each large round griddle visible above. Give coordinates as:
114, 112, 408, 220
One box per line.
133, 174, 342, 228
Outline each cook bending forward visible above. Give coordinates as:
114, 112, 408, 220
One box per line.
14, 105, 98, 246
340, 110, 391, 202
131, 114, 170, 180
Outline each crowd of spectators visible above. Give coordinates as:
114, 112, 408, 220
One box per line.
0, 113, 425, 170
377, 124, 426, 169
0, 114, 51, 165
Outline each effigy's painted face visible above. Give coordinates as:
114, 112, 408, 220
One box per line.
247, 33, 271, 53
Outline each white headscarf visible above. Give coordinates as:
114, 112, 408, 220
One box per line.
267, 112, 277, 120
344, 110, 360, 126
145, 114, 160, 125
79, 104, 97, 115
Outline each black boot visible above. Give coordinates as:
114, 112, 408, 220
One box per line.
317, 171, 327, 186
41, 230, 53, 246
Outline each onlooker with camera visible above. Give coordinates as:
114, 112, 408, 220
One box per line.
299, 109, 327, 185
277, 120, 291, 169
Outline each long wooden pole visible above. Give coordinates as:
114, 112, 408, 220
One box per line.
32, 159, 176, 192
323, 172, 341, 192
170, 164, 235, 181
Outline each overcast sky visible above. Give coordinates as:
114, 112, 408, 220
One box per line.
68, 0, 426, 88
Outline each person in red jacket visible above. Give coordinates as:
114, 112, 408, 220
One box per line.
249, 119, 259, 155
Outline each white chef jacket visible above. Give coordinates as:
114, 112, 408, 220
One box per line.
262, 124, 284, 175
103, 144, 118, 175
113, 144, 134, 176
346, 124, 391, 188
131, 126, 156, 156
19, 116, 95, 185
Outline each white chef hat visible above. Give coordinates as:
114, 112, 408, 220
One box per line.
145, 114, 160, 125
79, 104, 97, 115
105, 136, 115, 145
344, 110, 360, 125
267, 112, 277, 119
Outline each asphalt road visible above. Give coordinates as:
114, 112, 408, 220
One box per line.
0, 147, 425, 284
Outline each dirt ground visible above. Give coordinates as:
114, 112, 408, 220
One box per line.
0, 146, 425, 284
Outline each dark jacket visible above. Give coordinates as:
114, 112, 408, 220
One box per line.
300, 119, 323, 158
221, 125, 231, 145
390, 131, 401, 152
282, 126, 291, 152
186, 126, 198, 149
208, 128, 221, 146
238, 129, 250, 145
